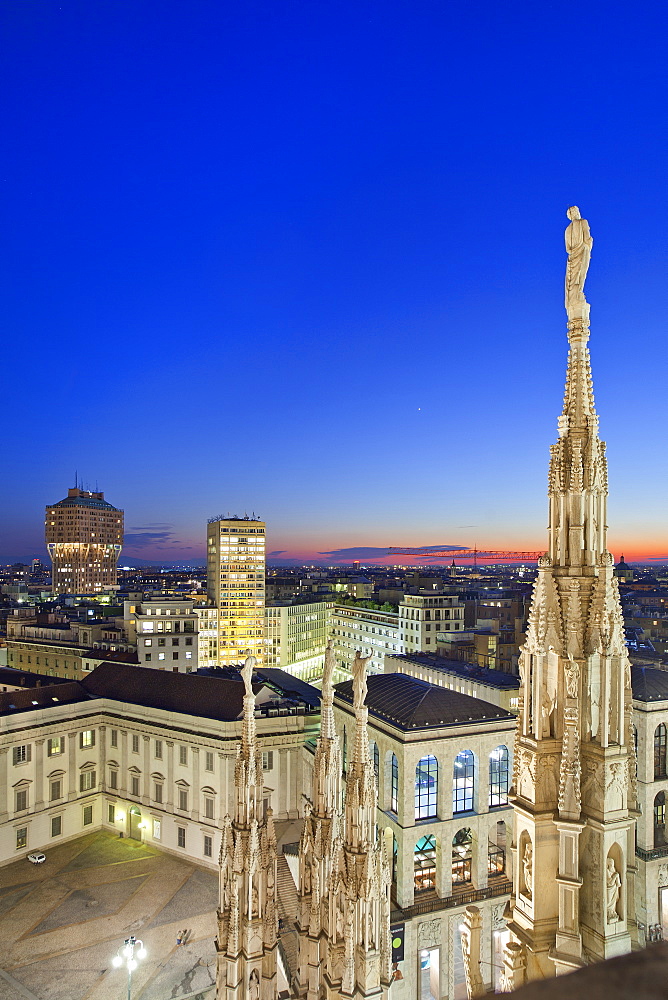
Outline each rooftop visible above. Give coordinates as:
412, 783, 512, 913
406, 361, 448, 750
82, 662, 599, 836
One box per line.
631, 664, 668, 703
334, 672, 514, 731
388, 652, 520, 689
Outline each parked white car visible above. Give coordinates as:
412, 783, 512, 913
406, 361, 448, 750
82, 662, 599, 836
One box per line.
27, 853, 46, 865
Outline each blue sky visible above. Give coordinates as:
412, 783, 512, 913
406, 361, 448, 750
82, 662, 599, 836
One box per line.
1, 0, 668, 564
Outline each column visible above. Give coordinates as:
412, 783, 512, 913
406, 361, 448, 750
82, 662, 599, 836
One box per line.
120, 730, 128, 797
166, 741, 174, 812
142, 736, 150, 805
278, 749, 288, 818
99, 726, 107, 793
395, 837, 414, 910
67, 732, 77, 800
191, 747, 200, 820
437, 833, 453, 899
34, 739, 45, 811
0, 748, 9, 823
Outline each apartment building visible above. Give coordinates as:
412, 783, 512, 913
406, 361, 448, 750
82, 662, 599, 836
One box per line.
265, 599, 333, 683
330, 603, 400, 678
399, 594, 465, 654
125, 599, 198, 672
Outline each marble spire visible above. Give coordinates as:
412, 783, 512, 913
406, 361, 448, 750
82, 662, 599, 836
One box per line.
323, 650, 392, 1000
502, 209, 635, 986
216, 656, 278, 1000
295, 639, 343, 1000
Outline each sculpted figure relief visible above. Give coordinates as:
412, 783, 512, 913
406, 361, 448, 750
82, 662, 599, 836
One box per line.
352, 650, 372, 707
241, 654, 256, 698
606, 856, 621, 923
565, 206, 593, 318
522, 841, 533, 899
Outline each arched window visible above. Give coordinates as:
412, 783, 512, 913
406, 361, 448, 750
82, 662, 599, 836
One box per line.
415, 755, 438, 820
488, 820, 506, 876
391, 754, 399, 813
452, 828, 472, 884
655, 791, 666, 848
453, 750, 475, 814
489, 746, 509, 807
654, 724, 667, 779
414, 835, 437, 892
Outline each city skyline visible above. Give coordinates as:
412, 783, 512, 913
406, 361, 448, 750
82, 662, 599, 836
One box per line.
2, 2, 668, 565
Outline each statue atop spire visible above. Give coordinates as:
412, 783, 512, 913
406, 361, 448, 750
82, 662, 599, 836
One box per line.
503, 209, 635, 986
565, 206, 594, 322
216, 656, 277, 1000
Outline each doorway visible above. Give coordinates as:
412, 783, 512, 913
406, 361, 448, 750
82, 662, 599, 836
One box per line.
129, 806, 142, 841
419, 946, 439, 1000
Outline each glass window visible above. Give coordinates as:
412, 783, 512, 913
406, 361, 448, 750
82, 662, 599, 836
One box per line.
177, 826, 186, 848
179, 788, 188, 811
154, 783, 163, 803
47, 737, 64, 757
415, 755, 438, 820
453, 750, 475, 814
489, 746, 510, 807
51, 815, 62, 837
655, 791, 666, 848
204, 797, 214, 819
13, 745, 31, 765
108, 803, 116, 823
16, 827, 27, 850
391, 754, 399, 813
179, 746, 187, 766
80, 770, 96, 792
80, 730, 95, 749
83, 805, 93, 826
153, 819, 161, 840
109, 770, 118, 789
414, 835, 437, 892
204, 834, 213, 858
155, 740, 163, 759
205, 751, 214, 772
15, 789, 27, 812
132, 734, 140, 753
50, 779, 61, 801
655, 724, 667, 779
131, 776, 140, 797
452, 828, 473, 884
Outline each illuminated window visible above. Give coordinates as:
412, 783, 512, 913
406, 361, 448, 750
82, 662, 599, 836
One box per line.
415, 755, 438, 820
453, 750, 475, 814
489, 746, 510, 807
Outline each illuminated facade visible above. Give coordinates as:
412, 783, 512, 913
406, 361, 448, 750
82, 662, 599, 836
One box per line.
45, 488, 123, 595
206, 516, 265, 663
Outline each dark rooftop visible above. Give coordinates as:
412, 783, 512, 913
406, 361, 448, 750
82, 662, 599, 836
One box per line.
387, 652, 520, 689
631, 664, 668, 702
0, 682, 93, 716
334, 673, 514, 731
49, 495, 120, 512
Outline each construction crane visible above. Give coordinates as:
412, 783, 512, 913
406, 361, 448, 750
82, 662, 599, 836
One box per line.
388, 546, 545, 568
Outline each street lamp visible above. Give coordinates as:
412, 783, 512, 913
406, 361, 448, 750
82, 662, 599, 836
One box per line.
111, 935, 147, 1000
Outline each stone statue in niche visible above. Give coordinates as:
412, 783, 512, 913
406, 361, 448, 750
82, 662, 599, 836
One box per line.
565, 655, 579, 699
606, 856, 621, 923
249, 968, 260, 1000
522, 841, 533, 899
565, 206, 593, 318
541, 691, 555, 737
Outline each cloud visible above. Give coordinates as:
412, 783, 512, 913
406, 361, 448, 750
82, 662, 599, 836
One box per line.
318, 545, 468, 560
125, 523, 177, 549
267, 550, 287, 557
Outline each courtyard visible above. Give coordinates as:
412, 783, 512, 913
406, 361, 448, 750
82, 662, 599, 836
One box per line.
0, 831, 219, 1000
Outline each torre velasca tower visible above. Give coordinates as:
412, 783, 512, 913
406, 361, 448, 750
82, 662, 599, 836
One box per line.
45, 486, 124, 595
502, 209, 635, 985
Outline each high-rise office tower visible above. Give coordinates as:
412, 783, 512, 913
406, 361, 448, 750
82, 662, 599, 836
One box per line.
45, 487, 124, 595
206, 516, 265, 663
